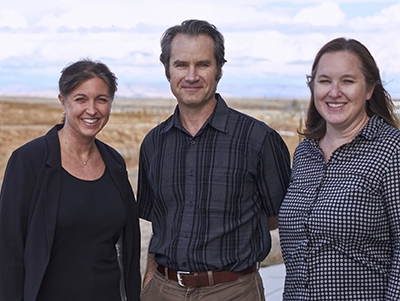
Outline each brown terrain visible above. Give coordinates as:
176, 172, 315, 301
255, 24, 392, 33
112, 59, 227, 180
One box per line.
0, 96, 307, 272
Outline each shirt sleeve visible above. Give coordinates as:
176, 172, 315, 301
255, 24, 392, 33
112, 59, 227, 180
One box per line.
383, 147, 400, 299
0, 150, 36, 300
136, 140, 154, 221
257, 129, 291, 217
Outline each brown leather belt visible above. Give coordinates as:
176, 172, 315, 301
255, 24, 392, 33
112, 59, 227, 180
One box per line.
156, 263, 258, 287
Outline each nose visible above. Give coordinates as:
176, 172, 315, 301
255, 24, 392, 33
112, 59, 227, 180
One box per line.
185, 66, 198, 82
328, 82, 342, 98
86, 100, 97, 115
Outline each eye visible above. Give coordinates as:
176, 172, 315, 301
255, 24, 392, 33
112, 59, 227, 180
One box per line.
175, 62, 187, 68
317, 79, 330, 84
343, 79, 355, 84
97, 98, 109, 104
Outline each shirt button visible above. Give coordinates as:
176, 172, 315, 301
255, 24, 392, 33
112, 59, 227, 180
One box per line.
189, 170, 194, 176
183, 233, 188, 237
189, 202, 193, 207
190, 140, 195, 144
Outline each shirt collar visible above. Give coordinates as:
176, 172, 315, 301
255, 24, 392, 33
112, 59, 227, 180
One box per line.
161, 93, 229, 134
310, 115, 385, 147
358, 115, 384, 141
207, 93, 229, 133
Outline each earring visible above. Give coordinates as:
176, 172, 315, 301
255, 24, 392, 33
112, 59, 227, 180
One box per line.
62, 111, 66, 115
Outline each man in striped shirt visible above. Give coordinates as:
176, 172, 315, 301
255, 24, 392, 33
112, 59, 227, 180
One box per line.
137, 19, 291, 301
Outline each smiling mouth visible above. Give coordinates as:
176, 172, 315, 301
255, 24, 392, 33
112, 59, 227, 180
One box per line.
82, 118, 98, 124
327, 103, 345, 108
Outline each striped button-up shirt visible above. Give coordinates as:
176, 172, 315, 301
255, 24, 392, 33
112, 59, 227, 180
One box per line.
138, 94, 290, 272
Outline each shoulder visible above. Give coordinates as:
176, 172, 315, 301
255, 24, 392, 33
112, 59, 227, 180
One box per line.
228, 107, 276, 133
5, 125, 63, 175
376, 123, 400, 160
15, 124, 60, 155
365, 118, 400, 154
295, 138, 313, 151
11, 131, 51, 164
379, 121, 400, 141
141, 115, 174, 145
4, 131, 52, 180
291, 139, 320, 163
15, 135, 47, 155
227, 107, 285, 146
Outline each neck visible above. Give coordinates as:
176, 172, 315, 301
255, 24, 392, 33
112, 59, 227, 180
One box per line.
320, 115, 370, 161
326, 115, 369, 142
178, 98, 217, 136
59, 128, 96, 165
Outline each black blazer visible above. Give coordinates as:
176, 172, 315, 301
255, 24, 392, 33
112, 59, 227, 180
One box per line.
0, 124, 141, 300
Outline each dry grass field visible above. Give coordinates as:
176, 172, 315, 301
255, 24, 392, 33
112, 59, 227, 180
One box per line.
0, 95, 306, 272
0, 96, 305, 186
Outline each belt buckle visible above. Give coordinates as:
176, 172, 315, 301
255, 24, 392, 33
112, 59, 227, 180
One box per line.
177, 271, 190, 287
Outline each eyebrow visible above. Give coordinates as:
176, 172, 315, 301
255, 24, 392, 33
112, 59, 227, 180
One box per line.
172, 59, 213, 65
72, 93, 86, 98
172, 59, 186, 65
317, 73, 357, 78
197, 59, 212, 65
72, 93, 110, 98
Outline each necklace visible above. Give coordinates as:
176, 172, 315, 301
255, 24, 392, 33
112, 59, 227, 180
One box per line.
63, 139, 94, 165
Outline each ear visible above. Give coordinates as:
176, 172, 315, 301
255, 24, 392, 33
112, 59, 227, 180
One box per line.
366, 84, 375, 101
109, 98, 113, 112
58, 94, 66, 112
163, 63, 171, 82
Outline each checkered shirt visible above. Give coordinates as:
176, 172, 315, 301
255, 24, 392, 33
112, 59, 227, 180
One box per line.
279, 115, 400, 300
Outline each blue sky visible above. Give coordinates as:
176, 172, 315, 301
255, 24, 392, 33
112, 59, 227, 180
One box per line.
0, 0, 399, 99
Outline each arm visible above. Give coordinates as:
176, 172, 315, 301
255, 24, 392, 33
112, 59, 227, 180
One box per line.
384, 148, 400, 299
258, 130, 291, 226
0, 150, 37, 300
137, 141, 158, 288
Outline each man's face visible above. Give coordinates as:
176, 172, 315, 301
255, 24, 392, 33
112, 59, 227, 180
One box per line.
167, 33, 219, 110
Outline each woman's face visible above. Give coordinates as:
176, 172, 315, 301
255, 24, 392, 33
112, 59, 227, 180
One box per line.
313, 51, 374, 133
59, 77, 112, 140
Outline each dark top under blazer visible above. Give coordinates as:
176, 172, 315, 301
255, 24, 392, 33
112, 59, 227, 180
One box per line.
0, 124, 141, 301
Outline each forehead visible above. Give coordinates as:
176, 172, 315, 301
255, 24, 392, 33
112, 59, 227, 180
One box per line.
70, 77, 109, 95
170, 33, 215, 61
316, 51, 363, 76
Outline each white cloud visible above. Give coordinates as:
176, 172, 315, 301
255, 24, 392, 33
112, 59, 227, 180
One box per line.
0, 0, 399, 98
344, 2, 400, 76
349, 2, 400, 29
0, 9, 28, 29
34, 1, 293, 31
0, 32, 40, 59
293, 1, 346, 26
